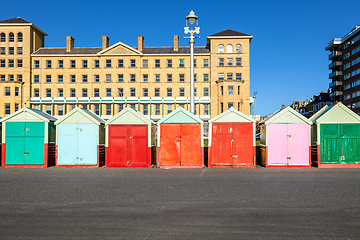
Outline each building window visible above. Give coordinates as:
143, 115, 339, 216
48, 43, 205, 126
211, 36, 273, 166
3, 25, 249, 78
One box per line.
94, 105, 100, 115
46, 75, 51, 83
130, 74, 136, 82
194, 88, 197, 97
82, 60, 88, 68
46, 89, 51, 97
9, 33, 14, 42
0, 60, 4, 67
118, 104, 123, 112
167, 59, 172, 68
220, 86, 224, 95
8, 75, 14, 81
179, 88, 185, 97
70, 89, 76, 97
106, 104, 111, 115
167, 74, 172, 82
218, 58, 224, 66
130, 104, 136, 110
17, 47, 23, 55
115, 74, 122, 83
9, 47, 14, 55
154, 88, 160, 97
94, 60, 99, 68
204, 104, 209, 115
179, 59, 185, 67
227, 44, 233, 53
179, 74, 185, 82
34, 60, 39, 68
220, 102, 223, 113
34, 88, 39, 97
228, 86, 234, 95
218, 44, 224, 53
0, 75, 5, 81
203, 88, 209, 97
228, 102, 234, 109
194, 59, 197, 67
1, 47, 5, 55
58, 75, 63, 83
143, 104, 148, 115
227, 58, 233, 66
203, 59, 209, 67
130, 59, 136, 67
155, 74, 160, 82
167, 88, 172, 97
143, 88, 148, 97
236, 58, 242, 66
155, 105, 161, 115
219, 73, 224, 80
34, 75, 39, 83
17, 59, 23, 67
106, 74, 111, 82
194, 74, 197, 82
238, 86, 241, 95
94, 75, 100, 83
0, 33, 5, 42
15, 87, 19, 96
179, 104, 185, 109
82, 75, 88, 83
58, 60, 63, 68
5, 87, 10, 96
118, 88, 123, 97
236, 44, 242, 53
17, 74, 22, 82
155, 59, 160, 68
9, 59, 14, 67
106, 88, 111, 97
203, 74, 209, 82
82, 88, 88, 97
70, 75, 76, 83
70, 105, 76, 110
70, 60, 76, 68
130, 88, 136, 97
167, 104, 172, 114
58, 105, 64, 116
46, 60, 51, 68
227, 73, 233, 80
143, 59, 148, 68
118, 59, 123, 68
236, 73, 242, 80
58, 88, 63, 97
94, 88, 99, 97
5, 103, 10, 115
15, 104, 19, 111
105, 59, 111, 68
143, 74, 148, 82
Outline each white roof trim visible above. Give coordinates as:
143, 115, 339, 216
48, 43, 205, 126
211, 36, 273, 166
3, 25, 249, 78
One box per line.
97, 41, 142, 55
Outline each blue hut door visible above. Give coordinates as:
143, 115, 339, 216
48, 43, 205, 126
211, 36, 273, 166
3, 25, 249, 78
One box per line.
77, 124, 97, 165
57, 124, 78, 165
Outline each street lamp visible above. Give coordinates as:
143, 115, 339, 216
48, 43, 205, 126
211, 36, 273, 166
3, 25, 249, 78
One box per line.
184, 10, 200, 114
253, 92, 257, 120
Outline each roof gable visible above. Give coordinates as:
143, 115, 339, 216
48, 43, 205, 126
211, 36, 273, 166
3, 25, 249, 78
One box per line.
209, 29, 252, 37
261, 106, 312, 125
106, 107, 155, 125
0, 107, 57, 123
209, 107, 255, 123
0, 17, 30, 24
157, 107, 203, 125
98, 42, 142, 55
309, 105, 329, 122
312, 102, 360, 124
55, 107, 105, 125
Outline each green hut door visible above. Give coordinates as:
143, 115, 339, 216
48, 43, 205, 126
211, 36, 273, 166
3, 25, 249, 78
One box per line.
320, 124, 360, 164
5, 122, 45, 165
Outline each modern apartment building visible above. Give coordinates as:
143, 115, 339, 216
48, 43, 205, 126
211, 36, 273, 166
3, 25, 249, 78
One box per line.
0, 17, 253, 120
326, 25, 360, 113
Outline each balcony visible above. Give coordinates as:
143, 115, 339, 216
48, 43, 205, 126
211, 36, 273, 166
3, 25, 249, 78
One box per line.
329, 71, 343, 78
329, 61, 342, 69
330, 91, 343, 98
329, 81, 343, 88
328, 51, 342, 60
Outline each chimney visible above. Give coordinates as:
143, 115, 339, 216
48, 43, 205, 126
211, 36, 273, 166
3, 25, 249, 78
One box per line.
138, 36, 144, 52
102, 36, 109, 50
173, 35, 179, 51
66, 36, 74, 52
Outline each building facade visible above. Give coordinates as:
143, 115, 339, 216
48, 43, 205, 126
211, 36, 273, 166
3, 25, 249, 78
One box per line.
0, 17, 253, 120
326, 25, 360, 113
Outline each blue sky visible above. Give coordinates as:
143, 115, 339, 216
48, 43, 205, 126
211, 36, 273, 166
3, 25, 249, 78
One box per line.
3, 0, 360, 116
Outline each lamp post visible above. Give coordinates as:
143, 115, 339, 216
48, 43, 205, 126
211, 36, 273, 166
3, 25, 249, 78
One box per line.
184, 10, 200, 114
253, 92, 257, 120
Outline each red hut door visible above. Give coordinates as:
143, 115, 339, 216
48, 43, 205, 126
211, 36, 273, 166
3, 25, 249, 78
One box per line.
160, 123, 201, 167
211, 122, 253, 167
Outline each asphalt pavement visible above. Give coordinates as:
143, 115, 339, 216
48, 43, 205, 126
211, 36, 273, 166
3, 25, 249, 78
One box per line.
0, 167, 359, 239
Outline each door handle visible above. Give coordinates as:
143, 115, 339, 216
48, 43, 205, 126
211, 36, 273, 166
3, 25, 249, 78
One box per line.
24, 152, 30, 156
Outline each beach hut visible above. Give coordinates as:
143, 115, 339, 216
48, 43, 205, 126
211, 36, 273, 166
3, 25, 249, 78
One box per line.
55, 107, 105, 167
105, 107, 155, 167
0, 108, 57, 168
259, 106, 312, 167
157, 107, 204, 168
311, 102, 360, 168
208, 107, 256, 168
0, 117, 2, 166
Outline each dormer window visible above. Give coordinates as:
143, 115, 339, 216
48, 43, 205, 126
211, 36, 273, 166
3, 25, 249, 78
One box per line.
236, 44, 242, 53
227, 44, 233, 53
218, 44, 224, 53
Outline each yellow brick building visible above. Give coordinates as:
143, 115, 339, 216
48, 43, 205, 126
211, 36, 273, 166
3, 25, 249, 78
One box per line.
0, 17, 253, 121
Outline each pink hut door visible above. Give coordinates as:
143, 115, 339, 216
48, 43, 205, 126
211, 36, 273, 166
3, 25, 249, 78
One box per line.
287, 123, 309, 166
267, 124, 288, 165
